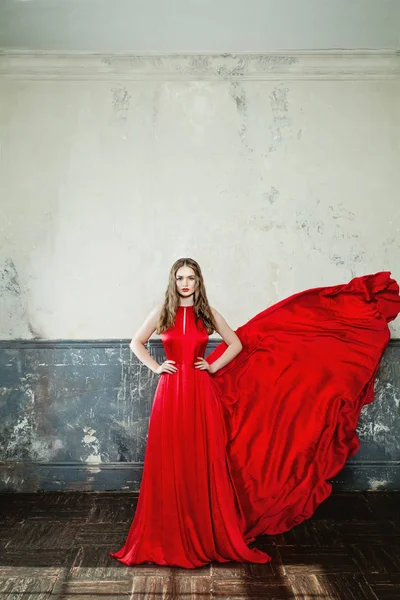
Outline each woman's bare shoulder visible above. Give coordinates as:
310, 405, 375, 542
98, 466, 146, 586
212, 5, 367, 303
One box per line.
147, 303, 163, 322
132, 303, 163, 343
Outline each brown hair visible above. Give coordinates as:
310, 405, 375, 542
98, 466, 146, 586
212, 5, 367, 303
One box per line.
156, 257, 218, 335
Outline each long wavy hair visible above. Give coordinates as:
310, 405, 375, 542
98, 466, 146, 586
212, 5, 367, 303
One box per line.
156, 258, 218, 335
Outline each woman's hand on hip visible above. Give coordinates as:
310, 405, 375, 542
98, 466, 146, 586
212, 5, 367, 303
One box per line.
156, 360, 178, 374
194, 357, 212, 373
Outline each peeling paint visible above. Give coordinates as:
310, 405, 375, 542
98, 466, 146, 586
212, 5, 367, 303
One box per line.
267, 85, 291, 154
296, 211, 324, 236
264, 186, 279, 205
187, 55, 211, 73
0, 258, 35, 339
83, 428, 98, 445
367, 478, 389, 490
27, 321, 44, 340
254, 55, 298, 70
358, 352, 400, 458
111, 86, 131, 119
230, 81, 247, 115
229, 81, 254, 155
6, 415, 32, 458
82, 426, 101, 463
0, 258, 21, 296
384, 382, 400, 408
328, 203, 356, 221
330, 254, 346, 266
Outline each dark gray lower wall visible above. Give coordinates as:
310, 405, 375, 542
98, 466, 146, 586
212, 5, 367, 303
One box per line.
0, 339, 399, 492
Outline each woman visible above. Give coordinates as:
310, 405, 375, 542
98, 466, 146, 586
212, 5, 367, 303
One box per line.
110, 257, 271, 567
110, 258, 400, 568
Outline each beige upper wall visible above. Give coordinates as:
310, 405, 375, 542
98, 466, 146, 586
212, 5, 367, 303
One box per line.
0, 52, 399, 339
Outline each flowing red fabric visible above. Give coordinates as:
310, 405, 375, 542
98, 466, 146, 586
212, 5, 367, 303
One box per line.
110, 271, 400, 568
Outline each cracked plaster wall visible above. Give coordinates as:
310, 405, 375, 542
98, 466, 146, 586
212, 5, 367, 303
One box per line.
0, 54, 399, 340
0, 53, 399, 491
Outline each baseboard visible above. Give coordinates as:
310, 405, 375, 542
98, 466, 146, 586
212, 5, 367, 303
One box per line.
1, 460, 399, 493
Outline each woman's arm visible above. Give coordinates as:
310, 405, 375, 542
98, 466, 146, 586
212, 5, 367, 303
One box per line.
207, 307, 243, 374
129, 305, 177, 375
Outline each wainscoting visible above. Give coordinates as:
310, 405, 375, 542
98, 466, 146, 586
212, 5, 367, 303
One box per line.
0, 339, 399, 492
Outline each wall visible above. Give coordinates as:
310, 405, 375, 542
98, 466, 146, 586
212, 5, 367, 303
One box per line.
0, 51, 399, 491
1, 52, 399, 340
1, 339, 399, 492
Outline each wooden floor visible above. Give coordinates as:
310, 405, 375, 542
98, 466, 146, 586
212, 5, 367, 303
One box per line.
0, 491, 399, 599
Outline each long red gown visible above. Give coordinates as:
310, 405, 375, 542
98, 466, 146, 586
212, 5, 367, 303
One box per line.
110, 271, 400, 568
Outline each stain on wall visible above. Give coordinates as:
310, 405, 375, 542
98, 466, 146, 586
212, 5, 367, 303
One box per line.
0, 258, 21, 297
358, 345, 400, 458
0, 258, 33, 339
111, 85, 131, 120
268, 85, 291, 154
229, 81, 254, 157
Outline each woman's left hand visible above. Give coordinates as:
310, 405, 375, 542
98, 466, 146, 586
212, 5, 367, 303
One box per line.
194, 357, 213, 373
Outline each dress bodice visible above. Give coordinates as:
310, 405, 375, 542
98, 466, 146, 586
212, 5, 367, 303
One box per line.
161, 306, 209, 365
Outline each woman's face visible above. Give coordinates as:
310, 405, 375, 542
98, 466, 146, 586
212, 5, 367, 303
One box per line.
175, 265, 197, 298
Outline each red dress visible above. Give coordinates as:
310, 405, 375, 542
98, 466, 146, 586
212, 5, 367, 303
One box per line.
110, 271, 400, 568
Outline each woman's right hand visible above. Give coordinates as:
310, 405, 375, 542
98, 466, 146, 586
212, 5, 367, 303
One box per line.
156, 360, 178, 375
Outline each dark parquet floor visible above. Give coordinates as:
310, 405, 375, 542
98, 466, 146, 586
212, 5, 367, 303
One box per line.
0, 491, 399, 599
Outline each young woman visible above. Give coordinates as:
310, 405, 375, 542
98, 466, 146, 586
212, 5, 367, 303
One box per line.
110, 259, 400, 568
110, 257, 271, 567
